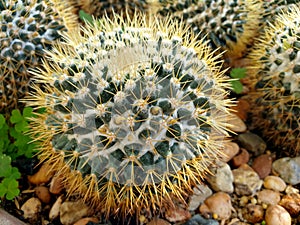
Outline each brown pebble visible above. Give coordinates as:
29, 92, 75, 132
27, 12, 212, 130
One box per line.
28, 163, 55, 185
34, 186, 51, 204
231, 99, 250, 121
220, 142, 240, 162
165, 206, 191, 223
228, 114, 247, 133
242, 204, 264, 223
279, 193, 300, 217
231, 148, 249, 168
20, 197, 42, 220
49, 174, 64, 194
265, 205, 291, 225
73, 217, 99, 225
252, 154, 272, 179
257, 189, 281, 205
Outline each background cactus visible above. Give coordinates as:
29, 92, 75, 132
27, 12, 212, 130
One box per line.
153, 0, 262, 63
248, 4, 300, 155
0, 0, 78, 115
26, 13, 235, 218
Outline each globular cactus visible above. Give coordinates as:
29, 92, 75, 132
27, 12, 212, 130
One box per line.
248, 4, 300, 155
0, 0, 78, 115
26, 13, 234, 219
153, 0, 262, 62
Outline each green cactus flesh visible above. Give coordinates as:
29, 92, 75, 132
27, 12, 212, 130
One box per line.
250, 4, 300, 153
27, 14, 234, 217
0, 0, 76, 114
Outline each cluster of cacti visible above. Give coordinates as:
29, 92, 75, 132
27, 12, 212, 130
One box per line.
153, 0, 262, 62
26, 13, 234, 218
78, 0, 150, 19
248, 4, 300, 154
0, 0, 77, 115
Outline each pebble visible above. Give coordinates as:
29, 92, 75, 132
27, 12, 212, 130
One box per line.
34, 186, 51, 204
199, 192, 232, 220
73, 217, 99, 225
285, 185, 299, 195
49, 174, 64, 195
188, 184, 213, 211
232, 164, 263, 195
147, 218, 171, 225
252, 154, 272, 178
20, 197, 42, 220
241, 204, 264, 223
231, 148, 249, 168
49, 196, 63, 220
182, 214, 218, 225
257, 189, 281, 205
27, 163, 55, 185
272, 157, 300, 185
231, 99, 250, 121
60, 200, 90, 225
279, 193, 300, 217
220, 141, 240, 162
237, 132, 266, 156
265, 205, 291, 225
263, 176, 286, 192
206, 161, 234, 193
228, 113, 247, 133
165, 206, 191, 223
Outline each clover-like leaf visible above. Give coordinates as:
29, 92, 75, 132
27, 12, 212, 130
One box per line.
10, 110, 23, 124
23, 107, 33, 119
0, 154, 12, 177
0, 114, 5, 129
0, 177, 20, 200
230, 68, 246, 79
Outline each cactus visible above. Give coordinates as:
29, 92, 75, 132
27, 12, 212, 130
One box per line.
0, 0, 78, 115
153, 0, 262, 62
26, 13, 234, 218
248, 4, 300, 154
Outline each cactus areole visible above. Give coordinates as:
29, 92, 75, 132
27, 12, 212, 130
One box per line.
27, 13, 234, 217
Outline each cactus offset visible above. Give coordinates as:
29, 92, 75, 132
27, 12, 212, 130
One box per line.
0, 0, 78, 115
26, 13, 234, 218
153, 0, 262, 61
248, 4, 300, 154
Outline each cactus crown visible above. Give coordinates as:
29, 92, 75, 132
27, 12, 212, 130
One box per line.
249, 4, 300, 154
153, 0, 262, 60
27, 13, 234, 217
0, 0, 77, 114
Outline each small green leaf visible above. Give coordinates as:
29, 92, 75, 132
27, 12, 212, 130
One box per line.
0, 154, 12, 177
230, 80, 244, 94
23, 107, 33, 119
10, 110, 23, 124
15, 120, 29, 132
79, 10, 94, 25
10, 167, 21, 180
0, 178, 20, 200
0, 114, 5, 129
230, 68, 246, 79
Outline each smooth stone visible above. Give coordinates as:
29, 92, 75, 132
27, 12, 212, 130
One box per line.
279, 193, 300, 217
265, 205, 291, 225
206, 161, 234, 193
263, 176, 287, 192
182, 214, 218, 225
237, 132, 266, 156
272, 157, 300, 185
49, 196, 63, 221
242, 204, 264, 223
257, 189, 281, 205
20, 197, 42, 220
220, 141, 240, 162
228, 113, 247, 133
231, 148, 250, 168
231, 99, 250, 121
60, 200, 90, 225
165, 206, 191, 223
285, 185, 299, 195
200, 192, 232, 220
252, 154, 272, 179
232, 164, 263, 196
188, 184, 213, 211
34, 186, 51, 204
27, 163, 55, 185
147, 218, 171, 225
49, 174, 64, 195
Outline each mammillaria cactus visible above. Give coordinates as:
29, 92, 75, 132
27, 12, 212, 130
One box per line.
26, 13, 235, 218
153, 0, 262, 62
248, 4, 300, 154
0, 0, 78, 115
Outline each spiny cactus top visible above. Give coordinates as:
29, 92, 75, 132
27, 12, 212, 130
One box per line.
27, 13, 234, 218
0, 0, 77, 115
248, 4, 300, 154
153, 0, 262, 61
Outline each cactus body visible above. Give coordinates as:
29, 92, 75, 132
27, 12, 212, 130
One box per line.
154, 0, 262, 61
26, 13, 234, 218
248, 4, 300, 154
0, 0, 77, 115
